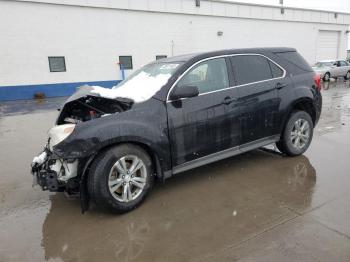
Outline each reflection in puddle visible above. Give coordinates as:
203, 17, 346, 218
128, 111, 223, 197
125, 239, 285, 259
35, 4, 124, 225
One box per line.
41, 151, 316, 262
112, 222, 150, 262
288, 160, 312, 189
321, 80, 350, 90
317, 80, 350, 135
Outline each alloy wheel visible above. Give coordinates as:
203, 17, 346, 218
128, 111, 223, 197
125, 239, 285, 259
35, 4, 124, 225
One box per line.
108, 155, 147, 202
290, 119, 310, 149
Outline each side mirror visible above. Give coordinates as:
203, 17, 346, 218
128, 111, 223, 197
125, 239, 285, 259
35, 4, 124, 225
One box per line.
169, 85, 199, 100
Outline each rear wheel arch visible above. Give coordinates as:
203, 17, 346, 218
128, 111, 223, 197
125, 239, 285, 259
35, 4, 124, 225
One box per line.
291, 99, 316, 125
280, 98, 316, 137
277, 110, 313, 156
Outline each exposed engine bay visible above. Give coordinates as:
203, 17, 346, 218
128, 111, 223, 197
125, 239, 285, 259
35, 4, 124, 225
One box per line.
57, 94, 133, 125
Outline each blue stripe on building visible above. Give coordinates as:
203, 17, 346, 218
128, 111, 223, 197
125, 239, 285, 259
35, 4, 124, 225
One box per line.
0, 80, 122, 101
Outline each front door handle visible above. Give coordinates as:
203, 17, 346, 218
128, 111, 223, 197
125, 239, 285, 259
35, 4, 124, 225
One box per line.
223, 96, 237, 105
275, 82, 287, 90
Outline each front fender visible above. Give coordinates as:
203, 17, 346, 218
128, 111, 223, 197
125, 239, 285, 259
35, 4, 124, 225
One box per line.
53, 101, 172, 172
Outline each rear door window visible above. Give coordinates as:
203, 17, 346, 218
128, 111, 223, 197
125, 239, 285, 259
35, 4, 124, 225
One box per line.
230, 55, 273, 85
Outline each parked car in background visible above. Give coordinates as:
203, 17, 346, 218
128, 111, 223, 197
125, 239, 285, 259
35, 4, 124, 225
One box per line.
31, 48, 322, 213
312, 60, 350, 81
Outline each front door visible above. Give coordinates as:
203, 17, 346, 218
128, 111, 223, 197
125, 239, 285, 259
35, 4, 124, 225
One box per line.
167, 57, 240, 170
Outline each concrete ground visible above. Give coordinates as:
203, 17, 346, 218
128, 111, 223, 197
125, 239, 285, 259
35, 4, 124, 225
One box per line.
0, 80, 350, 262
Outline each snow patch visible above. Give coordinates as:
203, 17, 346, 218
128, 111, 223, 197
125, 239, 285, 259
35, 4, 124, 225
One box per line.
91, 71, 172, 103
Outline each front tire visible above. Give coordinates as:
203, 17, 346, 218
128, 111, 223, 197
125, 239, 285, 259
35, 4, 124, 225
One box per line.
88, 144, 154, 213
276, 111, 314, 156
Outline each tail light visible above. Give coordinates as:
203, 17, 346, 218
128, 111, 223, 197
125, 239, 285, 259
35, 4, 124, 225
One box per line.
313, 74, 321, 91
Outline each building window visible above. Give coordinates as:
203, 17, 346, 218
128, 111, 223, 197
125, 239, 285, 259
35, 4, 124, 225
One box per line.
48, 56, 66, 72
119, 56, 133, 70
156, 55, 167, 60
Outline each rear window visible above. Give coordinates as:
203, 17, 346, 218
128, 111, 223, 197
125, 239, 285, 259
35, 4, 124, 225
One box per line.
230, 55, 273, 85
275, 51, 312, 72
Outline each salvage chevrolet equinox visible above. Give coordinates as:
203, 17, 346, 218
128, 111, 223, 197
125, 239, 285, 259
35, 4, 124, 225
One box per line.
31, 48, 322, 213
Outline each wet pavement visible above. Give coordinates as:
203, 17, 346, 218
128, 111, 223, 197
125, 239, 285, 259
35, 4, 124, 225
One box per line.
1, 81, 350, 262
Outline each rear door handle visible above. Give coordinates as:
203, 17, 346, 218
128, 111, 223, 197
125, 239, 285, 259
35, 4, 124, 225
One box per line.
222, 96, 237, 105
275, 82, 287, 90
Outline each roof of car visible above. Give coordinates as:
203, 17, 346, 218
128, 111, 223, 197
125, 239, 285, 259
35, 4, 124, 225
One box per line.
160, 47, 296, 63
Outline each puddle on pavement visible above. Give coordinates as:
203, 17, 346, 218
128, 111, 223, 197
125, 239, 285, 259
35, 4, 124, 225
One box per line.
1, 149, 318, 262
1, 81, 350, 261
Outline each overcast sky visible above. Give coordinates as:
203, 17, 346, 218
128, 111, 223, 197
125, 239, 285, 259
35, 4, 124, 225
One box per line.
227, 0, 350, 12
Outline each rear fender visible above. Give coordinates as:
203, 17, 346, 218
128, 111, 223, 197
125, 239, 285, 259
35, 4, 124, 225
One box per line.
279, 84, 316, 135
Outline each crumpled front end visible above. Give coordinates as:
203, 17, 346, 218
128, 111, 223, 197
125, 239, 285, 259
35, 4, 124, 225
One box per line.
31, 124, 80, 195
31, 86, 134, 195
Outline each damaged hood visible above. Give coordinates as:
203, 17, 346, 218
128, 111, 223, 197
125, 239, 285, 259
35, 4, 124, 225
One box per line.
64, 85, 100, 103
56, 85, 134, 125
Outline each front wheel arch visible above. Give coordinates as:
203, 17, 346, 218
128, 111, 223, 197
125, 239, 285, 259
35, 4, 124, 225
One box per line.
81, 141, 163, 184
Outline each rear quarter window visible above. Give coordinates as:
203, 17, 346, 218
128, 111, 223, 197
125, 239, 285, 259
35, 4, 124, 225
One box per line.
268, 60, 284, 78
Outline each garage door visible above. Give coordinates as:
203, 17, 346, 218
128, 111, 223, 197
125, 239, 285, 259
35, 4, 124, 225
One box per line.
316, 30, 340, 61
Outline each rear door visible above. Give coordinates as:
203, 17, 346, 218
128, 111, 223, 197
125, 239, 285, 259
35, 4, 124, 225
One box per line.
229, 54, 285, 145
167, 57, 241, 169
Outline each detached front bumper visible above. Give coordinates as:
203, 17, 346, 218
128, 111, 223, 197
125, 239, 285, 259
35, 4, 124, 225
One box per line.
31, 149, 62, 192
31, 147, 79, 193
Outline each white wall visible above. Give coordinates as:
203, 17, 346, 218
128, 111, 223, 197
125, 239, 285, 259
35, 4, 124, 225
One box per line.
0, 0, 349, 86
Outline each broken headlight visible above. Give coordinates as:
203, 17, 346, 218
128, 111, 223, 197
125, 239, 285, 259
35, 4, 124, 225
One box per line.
48, 124, 76, 150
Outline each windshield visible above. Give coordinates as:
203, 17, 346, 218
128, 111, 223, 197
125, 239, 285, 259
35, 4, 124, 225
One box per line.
91, 62, 182, 103
314, 62, 333, 68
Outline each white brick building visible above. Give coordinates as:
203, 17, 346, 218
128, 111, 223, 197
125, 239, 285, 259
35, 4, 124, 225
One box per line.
0, 0, 349, 100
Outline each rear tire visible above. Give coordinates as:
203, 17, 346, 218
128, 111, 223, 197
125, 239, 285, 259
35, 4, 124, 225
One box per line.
88, 144, 154, 213
323, 72, 330, 82
276, 111, 313, 156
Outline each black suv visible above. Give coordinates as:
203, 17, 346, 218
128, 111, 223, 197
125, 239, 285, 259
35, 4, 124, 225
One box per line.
31, 48, 322, 213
